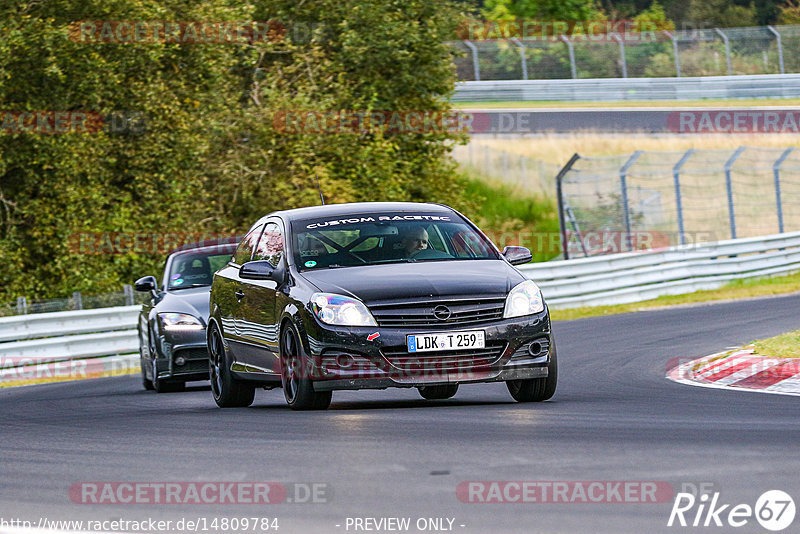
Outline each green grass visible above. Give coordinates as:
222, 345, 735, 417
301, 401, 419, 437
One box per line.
750, 330, 800, 359
550, 270, 800, 321
458, 175, 560, 263
452, 98, 800, 109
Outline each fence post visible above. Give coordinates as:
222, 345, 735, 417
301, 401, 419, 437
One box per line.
612, 33, 627, 78
773, 147, 794, 233
672, 148, 694, 246
511, 37, 528, 80
484, 145, 490, 174
72, 291, 83, 310
724, 146, 746, 239
556, 153, 581, 260
665, 31, 681, 77
124, 284, 135, 306
714, 28, 732, 74
502, 150, 509, 176
619, 151, 643, 251
16, 297, 27, 315
559, 35, 577, 79
462, 40, 480, 81
520, 155, 526, 188
767, 25, 785, 74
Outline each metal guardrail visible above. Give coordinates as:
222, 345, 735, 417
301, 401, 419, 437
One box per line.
520, 230, 800, 308
0, 305, 139, 343
452, 73, 800, 102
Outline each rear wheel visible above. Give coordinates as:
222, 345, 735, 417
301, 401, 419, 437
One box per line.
418, 384, 459, 400
506, 340, 558, 402
208, 324, 255, 407
280, 324, 332, 411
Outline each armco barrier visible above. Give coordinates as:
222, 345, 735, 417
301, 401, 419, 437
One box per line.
452, 73, 800, 102
520, 230, 800, 308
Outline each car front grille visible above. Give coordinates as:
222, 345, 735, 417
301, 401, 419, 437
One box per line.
368, 297, 506, 328
381, 342, 507, 372
173, 347, 209, 374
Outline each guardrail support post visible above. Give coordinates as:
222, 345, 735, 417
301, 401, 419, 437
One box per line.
511, 37, 528, 80
612, 33, 627, 78
462, 40, 480, 81
620, 151, 643, 251
559, 35, 577, 79
672, 148, 694, 246
714, 28, 733, 75
773, 147, 794, 233
556, 153, 581, 260
16, 297, 27, 315
767, 25, 785, 74
724, 146, 746, 239
664, 31, 681, 77
72, 291, 83, 310
123, 284, 135, 306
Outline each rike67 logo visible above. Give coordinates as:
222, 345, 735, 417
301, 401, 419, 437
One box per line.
668, 490, 795, 531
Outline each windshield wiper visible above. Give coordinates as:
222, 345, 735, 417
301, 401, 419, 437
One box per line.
170, 283, 209, 290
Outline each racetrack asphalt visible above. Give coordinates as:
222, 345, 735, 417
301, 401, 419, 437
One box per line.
2, 292, 800, 533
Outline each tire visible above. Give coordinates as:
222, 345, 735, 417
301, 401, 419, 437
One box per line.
506, 339, 558, 402
139, 326, 155, 390
418, 384, 459, 400
280, 324, 332, 411
208, 324, 255, 407
152, 359, 185, 393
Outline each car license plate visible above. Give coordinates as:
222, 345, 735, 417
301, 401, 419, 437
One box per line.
407, 330, 485, 353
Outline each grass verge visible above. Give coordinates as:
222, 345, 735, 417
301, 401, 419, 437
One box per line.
549, 270, 800, 321
750, 330, 800, 359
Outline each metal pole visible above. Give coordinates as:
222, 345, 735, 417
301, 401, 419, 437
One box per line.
714, 28, 732, 75
556, 153, 581, 260
124, 284, 135, 306
724, 146, 746, 239
462, 40, 480, 81
16, 296, 27, 315
511, 37, 528, 80
559, 35, 577, 79
773, 147, 794, 234
612, 33, 627, 78
767, 25, 785, 74
619, 151, 643, 251
672, 148, 694, 245
73, 291, 83, 310
664, 30, 680, 77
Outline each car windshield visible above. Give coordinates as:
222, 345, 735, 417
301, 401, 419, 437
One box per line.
292, 212, 499, 270
167, 251, 233, 290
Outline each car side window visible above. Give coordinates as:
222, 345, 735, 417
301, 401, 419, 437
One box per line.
253, 222, 284, 267
232, 225, 263, 265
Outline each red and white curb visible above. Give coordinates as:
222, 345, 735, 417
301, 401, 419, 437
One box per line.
668, 348, 800, 396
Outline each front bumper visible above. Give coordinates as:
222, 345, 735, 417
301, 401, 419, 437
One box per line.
154, 327, 210, 382
303, 310, 552, 391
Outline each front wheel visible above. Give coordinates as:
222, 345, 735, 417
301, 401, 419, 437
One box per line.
208, 324, 255, 407
152, 359, 185, 393
280, 324, 331, 411
506, 339, 558, 402
418, 384, 459, 400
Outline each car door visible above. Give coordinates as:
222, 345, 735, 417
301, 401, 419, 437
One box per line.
236, 220, 285, 374
213, 224, 263, 363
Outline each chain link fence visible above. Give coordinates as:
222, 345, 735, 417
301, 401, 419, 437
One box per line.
451, 24, 800, 81
452, 142, 560, 197
0, 286, 148, 317
557, 146, 800, 258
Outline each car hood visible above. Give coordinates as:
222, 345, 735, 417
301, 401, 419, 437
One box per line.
298, 260, 526, 304
157, 286, 211, 322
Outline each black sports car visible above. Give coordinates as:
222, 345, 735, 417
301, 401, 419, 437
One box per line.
207, 202, 557, 410
135, 241, 237, 392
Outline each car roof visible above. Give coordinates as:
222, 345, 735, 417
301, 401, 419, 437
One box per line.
168, 240, 239, 256
269, 202, 454, 222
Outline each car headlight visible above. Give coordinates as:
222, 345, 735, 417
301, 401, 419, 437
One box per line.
158, 313, 204, 331
311, 293, 377, 327
503, 280, 544, 318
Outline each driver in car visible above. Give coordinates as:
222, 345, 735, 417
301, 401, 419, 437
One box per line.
400, 227, 429, 258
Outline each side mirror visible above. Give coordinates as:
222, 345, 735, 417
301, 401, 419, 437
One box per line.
502, 246, 532, 266
240, 260, 278, 281
134, 275, 158, 293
